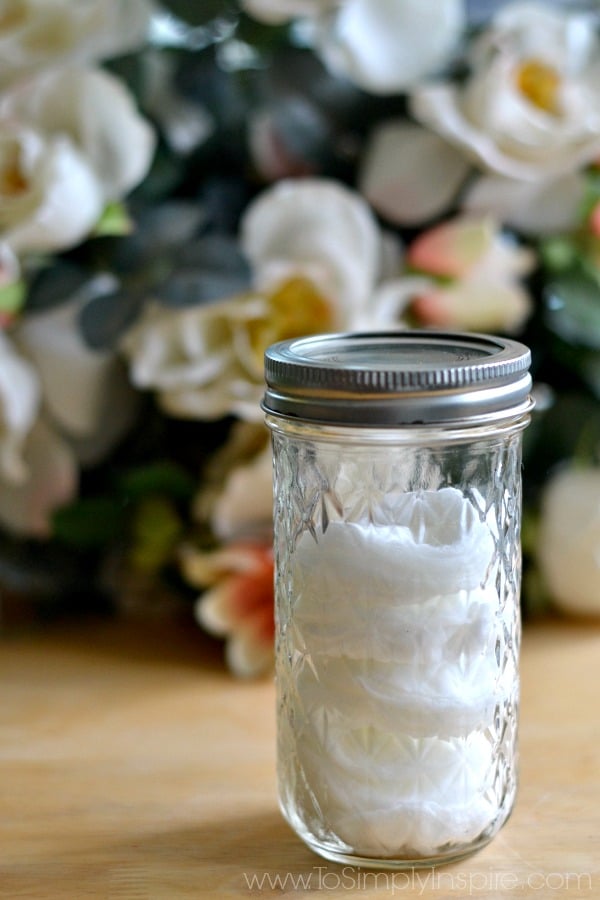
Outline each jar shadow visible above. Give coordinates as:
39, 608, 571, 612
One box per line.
105, 809, 322, 894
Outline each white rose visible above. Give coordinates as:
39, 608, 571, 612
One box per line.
121, 298, 264, 423
241, 178, 381, 323
122, 178, 391, 423
462, 171, 588, 236
0, 331, 78, 537
537, 466, 600, 616
412, 3, 600, 181
121, 285, 325, 423
0, 123, 103, 254
0, 416, 77, 538
314, 0, 465, 95
242, 0, 465, 95
0, 0, 153, 87
211, 444, 273, 541
15, 292, 139, 466
0, 330, 39, 483
1, 66, 155, 202
359, 121, 471, 226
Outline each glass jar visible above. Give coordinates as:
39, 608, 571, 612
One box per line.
263, 331, 533, 869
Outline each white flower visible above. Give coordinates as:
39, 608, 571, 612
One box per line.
411, 3, 600, 181
0, 416, 77, 538
192, 420, 271, 530
359, 121, 471, 226
314, 0, 465, 95
15, 294, 139, 466
0, 331, 77, 538
242, 0, 465, 95
0, 330, 39, 483
121, 278, 333, 422
0, 123, 103, 254
1, 65, 155, 203
123, 179, 387, 422
462, 171, 588, 236
241, 178, 380, 322
211, 443, 273, 541
0, 0, 153, 87
0, 66, 154, 255
537, 466, 600, 616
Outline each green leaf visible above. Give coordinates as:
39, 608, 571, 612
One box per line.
129, 496, 183, 572
580, 167, 600, 221
0, 279, 26, 320
52, 498, 126, 549
538, 237, 578, 273
92, 202, 133, 238
118, 462, 196, 502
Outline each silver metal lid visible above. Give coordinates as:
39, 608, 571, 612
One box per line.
263, 331, 533, 425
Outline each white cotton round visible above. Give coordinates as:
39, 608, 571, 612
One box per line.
292, 488, 495, 606
293, 585, 497, 662
293, 654, 501, 737
295, 728, 498, 856
284, 486, 510, 856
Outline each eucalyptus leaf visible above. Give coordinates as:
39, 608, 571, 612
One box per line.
544, 272, 600, 350
26, 262, 90, 312
130, 143, 188, 204
199, 175, 252, 233
175, 50, 249, 132
268, 97, 332, 168
159, 270, 246, 306
99, 201, 205, 274
159, 233, 250, 306
79, 289, 144, 350
136, 201, 206, 249
156, 0, 237, 29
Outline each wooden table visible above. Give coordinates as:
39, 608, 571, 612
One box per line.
2, 616, 599, 898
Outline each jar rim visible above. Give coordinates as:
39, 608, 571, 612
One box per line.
263, 331, 533, 426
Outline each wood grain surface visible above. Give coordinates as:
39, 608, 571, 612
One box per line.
1, 616, 599, 898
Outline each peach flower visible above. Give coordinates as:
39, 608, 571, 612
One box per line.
181, 541, 275, 678
406, 216, 535, 333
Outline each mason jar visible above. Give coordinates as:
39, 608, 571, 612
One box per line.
263, 331, 533, 869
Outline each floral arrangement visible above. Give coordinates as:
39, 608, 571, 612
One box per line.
0, 0, 599, 675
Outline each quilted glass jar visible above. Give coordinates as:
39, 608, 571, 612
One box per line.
263, 331, 533, 868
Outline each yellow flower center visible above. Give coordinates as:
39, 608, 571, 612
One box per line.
0, 4, 27, 31
516, 59, 561, 115
0, 144, 28, 197
247, 276, 335, 365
